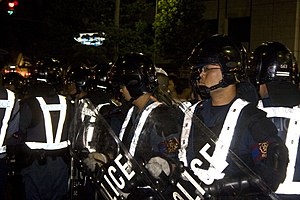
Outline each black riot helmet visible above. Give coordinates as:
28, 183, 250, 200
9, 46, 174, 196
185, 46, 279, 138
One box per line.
2, 72, 26, 96
249, 41, 297, 85
109, 52, 158, 100
90, 63, 111, 92
249, 42, 300, 106
31, 58, 63, 87
188, 34, 246, 98
67, 66, 93, 93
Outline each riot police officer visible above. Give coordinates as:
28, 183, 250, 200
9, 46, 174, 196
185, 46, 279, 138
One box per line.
110, 52, 180, 159
17, 62, 73, 200
2, 72, 27, 99
180, 34, 288, 199
152, 67, 173, 106
248, 41, 300, 200
0, 84, 20, 200
108, 52, 182, 199
67, 64, 123, 152
68, 63, 124, 200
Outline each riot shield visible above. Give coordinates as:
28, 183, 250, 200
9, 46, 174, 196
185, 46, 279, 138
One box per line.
69, 98, 174, 200
69, 87, 282, 200
152, 88, 282, 200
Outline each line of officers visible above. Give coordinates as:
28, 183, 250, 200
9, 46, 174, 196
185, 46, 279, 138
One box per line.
0, 34, 300, 200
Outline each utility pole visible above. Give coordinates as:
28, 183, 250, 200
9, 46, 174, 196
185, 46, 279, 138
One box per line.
114, 0, 120, 61
154, 0, 158, 64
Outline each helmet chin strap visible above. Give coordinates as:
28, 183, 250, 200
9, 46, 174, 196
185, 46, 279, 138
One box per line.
209, 80, 227, 91
129, 97, 137, 104
127, 85, 145, 104
128, 92, 147, 104
197, 80, 227, 99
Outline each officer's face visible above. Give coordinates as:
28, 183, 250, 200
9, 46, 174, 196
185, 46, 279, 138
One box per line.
199, 64, 222, 88
120, 85, 132, 101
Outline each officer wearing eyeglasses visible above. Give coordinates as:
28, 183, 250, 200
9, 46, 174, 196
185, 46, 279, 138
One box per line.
178, 34, 288, 199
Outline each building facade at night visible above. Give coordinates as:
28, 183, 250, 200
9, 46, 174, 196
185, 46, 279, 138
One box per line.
202, 0, 300, 60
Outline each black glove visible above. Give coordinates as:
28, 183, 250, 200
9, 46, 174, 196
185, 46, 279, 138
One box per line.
201, 176, 261, 199
265, 141, 289, 190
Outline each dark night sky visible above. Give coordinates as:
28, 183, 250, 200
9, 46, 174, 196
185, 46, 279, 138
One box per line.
1, 0, 47, 51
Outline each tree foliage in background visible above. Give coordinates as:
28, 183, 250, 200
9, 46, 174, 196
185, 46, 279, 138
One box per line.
38, 0, 116, 65
35, 0, 155, 65
154, 0, 207, 66
3, 0, 212, 69
117, 0, 155, 55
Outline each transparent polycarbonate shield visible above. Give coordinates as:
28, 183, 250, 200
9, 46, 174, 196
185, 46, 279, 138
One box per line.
70, 84, 282, 200
69, 98, 169, 200
153, 87, 282, 200
74, 99, 118, 155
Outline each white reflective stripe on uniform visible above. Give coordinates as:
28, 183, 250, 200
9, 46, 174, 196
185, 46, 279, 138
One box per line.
25, 141, 69, 150
192, 98, 249, 182
79, 99, 97, 151
95, 103, 111, 114
86, 115, 96, 152
80, 100, 95, 121
276, 114, 300, 194
119, 106, 134, 141
257, 100, 300, 119
86, 102, 111, 152
178, 101, 200, 166
0, 146, 6, 154
178, 101, 192, 112
0, 90, 15, 153
55, 95, 67, 143
32, 95, 67, 150
129, 102, 162, 156
79, 99, 87, 122
213, 98, 249, 168
258, 101, 300, 194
